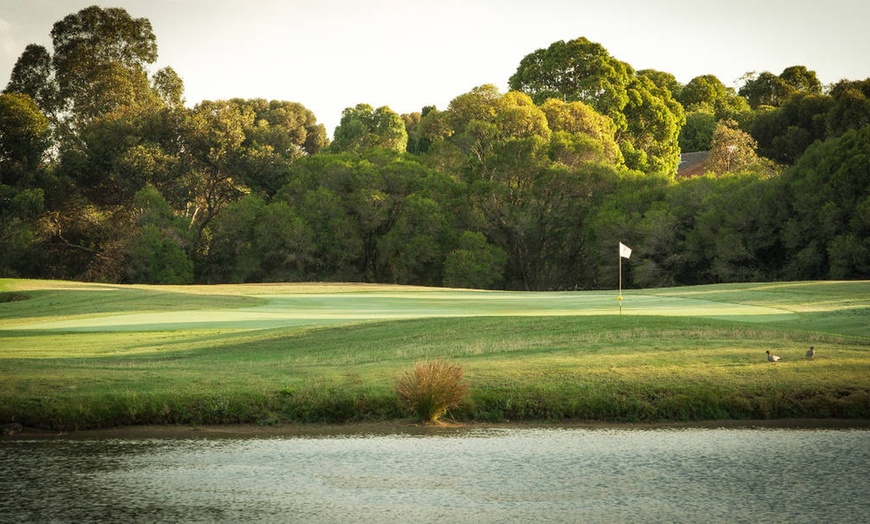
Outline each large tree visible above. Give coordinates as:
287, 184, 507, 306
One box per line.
508, 37, 631, 129
508, 37, 684, 174
50, 5, 158, 124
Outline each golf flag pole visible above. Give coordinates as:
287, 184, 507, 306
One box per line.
618, 242, 632, 314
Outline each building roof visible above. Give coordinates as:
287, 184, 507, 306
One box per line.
677, 151, 710, 179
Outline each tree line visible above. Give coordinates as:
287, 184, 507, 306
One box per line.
1, 6, 869, 290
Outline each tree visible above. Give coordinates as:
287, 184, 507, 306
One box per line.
50, 6, 158, 124
781, 125, 870, 279
620, 75, 685, 174
539, 98, 622, 164
277, 149, 458, 283
638, 69, 683, 100
694, 174, 787, 282
509, 37, 684, 174
739, 66, 821, 111
705, 120, 762, 175
229, 98, 327, 196
125, 186, 193, 284
330, 104, 407, 153
379, 193, 452, 285
278, 154, 366, 280
181, 100, 253, 253
151, 67, 185, 109
0, 92, 51, 184
0, 183, 44, 278
680, 75, 729, 112
0, 92, 51, 277
4, 44, 59, 120
749, 93, 833, 164
419, 85, 551, 180
442, 231, 507, 289
826, 79, 870, 137
679, 74, 750, 120
780, 66, 823, 95
679, 111, 717, 152
508, 37, 631, 130
203, 195, 313, 283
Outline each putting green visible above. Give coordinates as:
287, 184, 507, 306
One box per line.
2, 290, 797, 332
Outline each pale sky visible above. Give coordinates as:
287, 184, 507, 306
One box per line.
2, 0, 868, 136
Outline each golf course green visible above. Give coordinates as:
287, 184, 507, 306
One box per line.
1, 279, 868, 429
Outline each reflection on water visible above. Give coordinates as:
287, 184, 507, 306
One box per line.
1, 428, 868, 523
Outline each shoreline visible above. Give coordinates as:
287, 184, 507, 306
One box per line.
8, 418, 870, 440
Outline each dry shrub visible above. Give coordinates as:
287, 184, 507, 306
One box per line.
395, 360, 469, 423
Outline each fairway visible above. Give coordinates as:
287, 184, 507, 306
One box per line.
2, 279, 869, 429
0, 288, 798, 332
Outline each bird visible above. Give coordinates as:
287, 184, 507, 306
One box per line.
766, 350, 781, 362
806, 346, 815, 358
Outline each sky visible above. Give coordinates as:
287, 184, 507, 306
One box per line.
2, 0, 869, 136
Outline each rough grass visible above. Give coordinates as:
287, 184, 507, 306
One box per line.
0, 279, 868, 430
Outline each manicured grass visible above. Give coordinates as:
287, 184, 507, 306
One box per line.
0, 279, 868, 429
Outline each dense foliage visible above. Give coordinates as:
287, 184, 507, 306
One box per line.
2, 7, 869, 289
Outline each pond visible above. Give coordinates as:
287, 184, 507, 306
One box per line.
2, 426, 868, 523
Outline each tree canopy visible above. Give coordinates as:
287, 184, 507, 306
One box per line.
2, 6, 869, 287
508, 37, 684, 174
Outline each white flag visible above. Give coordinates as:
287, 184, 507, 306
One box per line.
619, 242, 632, 259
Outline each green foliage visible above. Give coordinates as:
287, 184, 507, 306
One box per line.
679, 74, 750, 120
749, 93, 832, 164
379, 194, 451, 285
679, 111, 716, 151
739, 71, 795, 109
781, 125, 870, 279
50, 6, 158, 123
621, 75, 685, 174
826, 79, 870, 137
540, 98, 622, 165
508, 37, 631, 130
4, 44, 58, 118
443, 231, 507, 289
124, 186, 193, 284
331, 104, 408, 154
203, 195, 314, 283
0, 92, 51, 182
126, 224, 193, 284
638, 69, 682, 100
705, 120, 762, 175
739, 66, 821, 111
2, 7, 869, 290
509, 37, 684, 174
151, 66, 185, 109
395, 360, 469, 423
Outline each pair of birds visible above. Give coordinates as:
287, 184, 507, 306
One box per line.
766, 346, 814, 362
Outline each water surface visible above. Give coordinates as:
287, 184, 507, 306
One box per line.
2, 427, 867, 523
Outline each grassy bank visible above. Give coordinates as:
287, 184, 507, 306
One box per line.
1, 279, 868, 430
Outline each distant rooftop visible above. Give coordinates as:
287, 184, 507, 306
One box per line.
678, 151, 709, 179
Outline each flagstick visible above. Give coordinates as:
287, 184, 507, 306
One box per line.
618, 247, 622, 315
